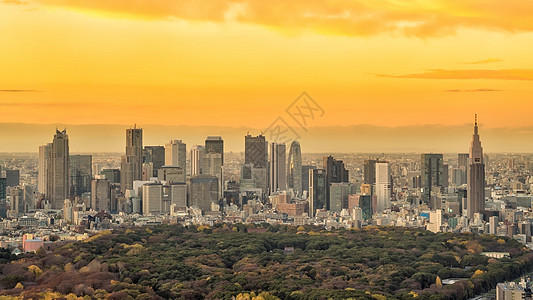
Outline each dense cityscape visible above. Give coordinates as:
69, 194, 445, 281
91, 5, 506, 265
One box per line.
1, 117, 533, 298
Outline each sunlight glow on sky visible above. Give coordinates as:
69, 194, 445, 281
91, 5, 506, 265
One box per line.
1, 0, 533, 132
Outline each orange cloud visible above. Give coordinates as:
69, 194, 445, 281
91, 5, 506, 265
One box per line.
31, 0, 533, 37
444, 89, 501, 92
460, 58, 503, 64
377, 69, 533, 80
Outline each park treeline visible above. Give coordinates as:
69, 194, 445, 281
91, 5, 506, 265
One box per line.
1, 224, 533, 300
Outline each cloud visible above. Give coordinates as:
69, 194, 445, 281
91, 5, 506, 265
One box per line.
444, 89, 501, 92
461, 58, 503, 64
376, 69, 533, 81
1, 0, 28, 4
0, 89, 39, 92
32, 0, 533, 37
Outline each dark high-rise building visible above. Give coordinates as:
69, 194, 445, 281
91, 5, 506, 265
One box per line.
205, 136, 224, 166
269, 143, 286, 194
0, 177, 6, 218
188, 174, 219, 212
309, 169, 326, 217
287, 141, 302, 196
47, 129, 70, 209
5, 170, 19, 187
467, 116, 485, 219
70, 155, 92, 197
121, 126, 143, 192
359, 194, 373, 221
144, 146, 165, 177
421, 153, 444, 206
101, 169, 121, 184
323, 156, 349, 209
458, 153, 469, 185
363, 160, 377, 185
91, 179, 111, 211
245, 134, 268, 169
301, 165, 316, 195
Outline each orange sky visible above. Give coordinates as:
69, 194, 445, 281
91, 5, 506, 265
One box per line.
1, 0, 533, 131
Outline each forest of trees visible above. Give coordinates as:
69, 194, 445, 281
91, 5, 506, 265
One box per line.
1, 224, 533, 299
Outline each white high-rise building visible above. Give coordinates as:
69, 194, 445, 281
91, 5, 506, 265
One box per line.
165, 140, 186, 169
269, 143, 286, 194
38, 143, 51, 194
190, 145, 205, 176
143, 183, 163, 215
375, 162, 391, 213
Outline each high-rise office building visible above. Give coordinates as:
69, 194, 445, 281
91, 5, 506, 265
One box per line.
47, 129, 70, 209
121, 126, 143, 192
38, 144, 51, 193
91, 179, 111, 211
191, 145, 205, 176
70, 155, 92, 197
165, 140, 186, 169
287, 141, 302, 196
245, 134, 268, 169
301, 165, 316, 196
309, 169, 326, 217
467, 116, 485, 220
323, 156, 349, 209
158, 166, 186, 183
143, 146, 165, 177
458, 153, 469, 185
5, 170, 19, 187
188, 174, 219, 212
269, 143, 286, 194
101, 169, 120, 184
142, 182, 163, 215
421, 153, 444, 206
329, 182, 354, 213
363, 160, 377, 185
205, 136, 224, 166
0, 177, 6, 218
204, 136, 224, 196
375, 162, 391, 213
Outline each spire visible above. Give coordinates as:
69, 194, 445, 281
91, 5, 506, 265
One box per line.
474, 114, 478, 135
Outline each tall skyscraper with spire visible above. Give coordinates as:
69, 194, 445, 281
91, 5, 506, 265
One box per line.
47, 129, 70, 209
121, 126, 143, 192
467, 115, 485, 219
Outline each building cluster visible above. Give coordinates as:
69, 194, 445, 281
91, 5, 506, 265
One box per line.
3, 116, 533, 253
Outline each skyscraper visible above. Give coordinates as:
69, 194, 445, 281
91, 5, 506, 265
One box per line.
91, 179, 111, 211
269, 143, 286, 194
38, 144, 51, 194
363, 159, 377, 185
301, 165, 316, 196
421, 153, 444, 206
205, 136, 224, 166
190, 145, 205, 176
375, 162, 391, 213
47, 129, 70, 209
70, 155, 92, 197
0, 177, 6, 218
458, 153, 469, 185
165, 140, 186, 169
287, 141, 302, 196
323, 156, 349, 209
467, 115, 485, 219
188, 174, 219, 212
205, 136, 223, 196
245, 134, 268, 168
121, 126, 143, 192
143, 146, 165, 177
309, 169, 326, 217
